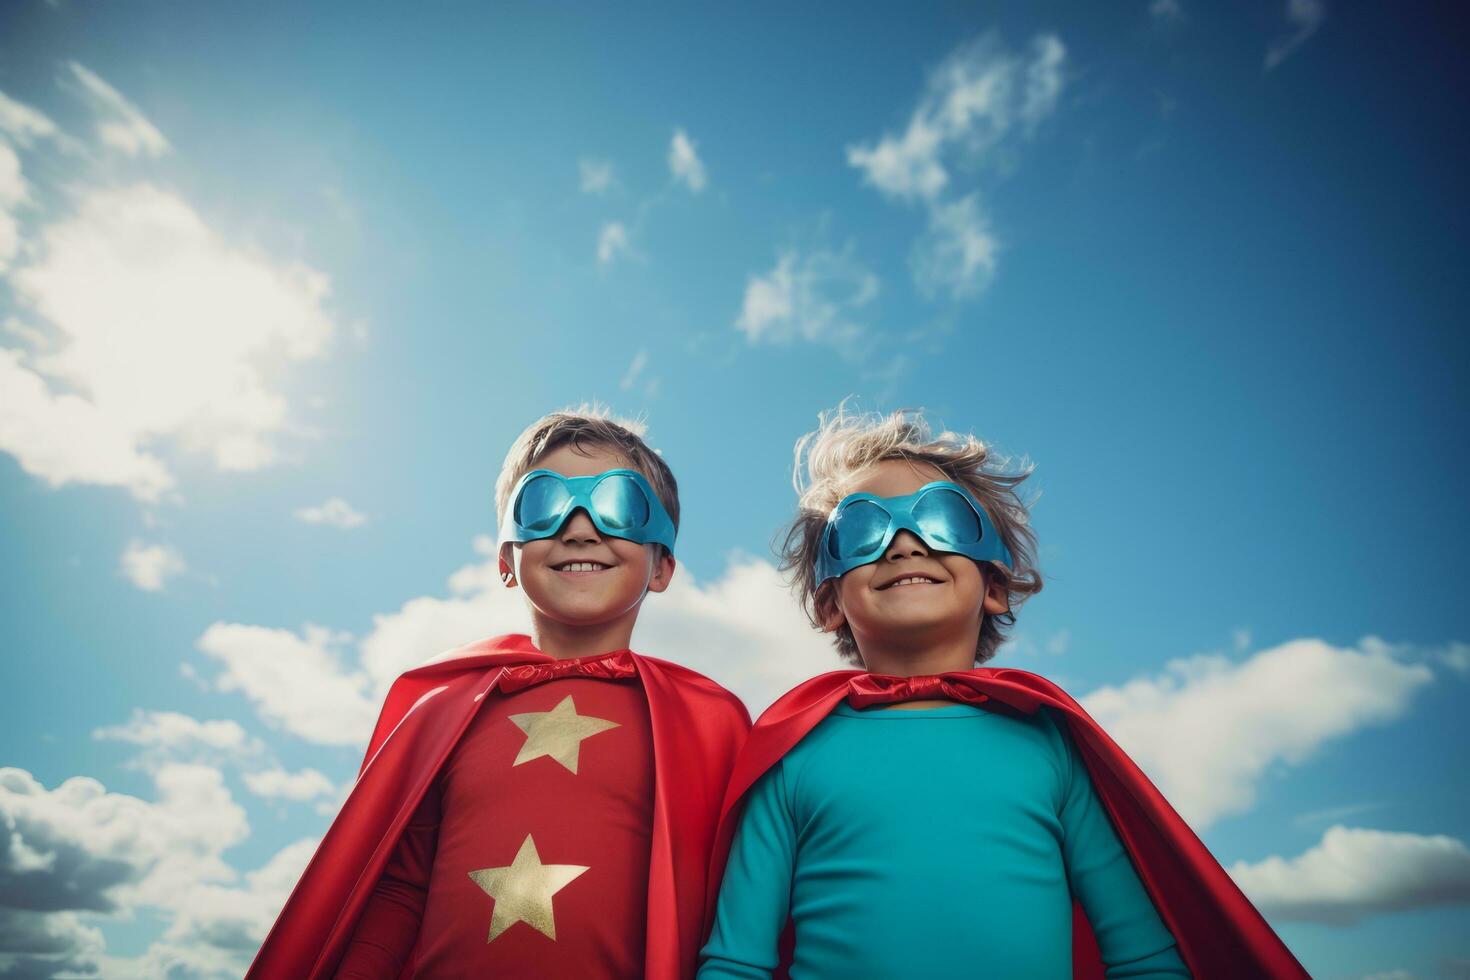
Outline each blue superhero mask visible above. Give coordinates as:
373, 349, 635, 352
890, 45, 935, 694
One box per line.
499, 468, 677, 556
815, 481, 1013, 586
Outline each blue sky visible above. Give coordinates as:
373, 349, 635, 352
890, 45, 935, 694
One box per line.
1, 1, 1467, 977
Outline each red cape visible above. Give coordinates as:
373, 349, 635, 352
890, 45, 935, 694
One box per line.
705, 668, 1309, 980
249, 634, 750, 980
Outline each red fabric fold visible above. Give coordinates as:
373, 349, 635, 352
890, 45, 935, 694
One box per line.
248, 634, 749, 980
704, 668, 1309, 980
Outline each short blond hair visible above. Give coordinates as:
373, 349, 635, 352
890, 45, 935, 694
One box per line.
495, 407, 680, 546
780, 406, 1042, 665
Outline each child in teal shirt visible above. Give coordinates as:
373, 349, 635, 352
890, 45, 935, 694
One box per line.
700, 408, 1306, 979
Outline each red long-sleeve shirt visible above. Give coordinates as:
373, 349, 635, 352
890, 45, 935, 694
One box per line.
335, 674, 654, 978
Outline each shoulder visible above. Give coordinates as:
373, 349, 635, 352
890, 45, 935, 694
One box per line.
632, 654, 752, 722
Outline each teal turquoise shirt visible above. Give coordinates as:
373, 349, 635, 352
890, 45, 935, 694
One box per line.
699, 701, 1190, 979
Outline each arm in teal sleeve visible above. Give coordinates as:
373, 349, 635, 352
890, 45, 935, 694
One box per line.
697, 762, 796, 980
1050, 712, 1192, 980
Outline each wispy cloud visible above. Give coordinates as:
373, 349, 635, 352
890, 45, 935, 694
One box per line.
847, 34, 1066, 202
1230, 825, 1470, 923
64, 61, 170, 158
734, 246, 878, 348
294, 497, 367, 529
1265, 0, 1327, 72
911, 193, 998, 300
1149, 0, 1184, 25
846, 34, 1066, 299
620, 350, 648, 391
597, 220, 630, 267
668, 128, 707, 192
120, 540, 186, 592
0, 90, 59, 147
1292, 800, 1388, 829
579, 158, 615, 194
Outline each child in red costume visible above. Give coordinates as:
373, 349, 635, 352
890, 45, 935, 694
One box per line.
700, 408, 1307, 979
251, 411, 749, 980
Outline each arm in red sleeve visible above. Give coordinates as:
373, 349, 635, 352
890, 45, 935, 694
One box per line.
333, 781, 442, 979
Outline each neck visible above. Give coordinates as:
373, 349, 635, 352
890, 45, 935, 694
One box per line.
527, 608, 639, 660
854, 617, 981, 679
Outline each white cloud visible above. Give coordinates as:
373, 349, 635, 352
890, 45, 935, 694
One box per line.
0, 91, 59, 147
0, 760, 315, 979
356, 538, 534, 696
620, 350, 648, 391
634, 555, 837, 715
845, 34, 1064, 304
734, 247, 878, 348
846, 33, 1066, 202
93, 710, 259, 767
1434, 640, 1469, 674
668, 128, 707, 192
294, 497, 367, 529
1020, 35, 1067, 129
0, 140, 26, 273
64, 62, 170, 158
2, 183, 336, 497
120, 540, 186, 591
0, 909, 105, 979
1265, 0, 1327, 71
1230, 825, 1470, 924
910, 193, 998, 299
0, 763, 249, 977
579, 158, 615, 194
241, 768, 335, 802
116, 836, 317, 979
0, 347, 175, 499
597, 221, 630, 267
1081, 637, 1433, 829
196, 623, 379, 747
204, 540, 835, 749
358, 545, 832, 717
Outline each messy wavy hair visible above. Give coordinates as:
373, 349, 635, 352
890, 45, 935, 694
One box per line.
779, 405, 1042, 665
495, 407, 680, 551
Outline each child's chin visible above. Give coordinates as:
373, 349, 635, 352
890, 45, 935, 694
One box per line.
539, 591, 642, 623
873, 604, 966, 630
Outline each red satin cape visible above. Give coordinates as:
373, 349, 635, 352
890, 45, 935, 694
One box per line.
704, 668, 1309, 980
248, 634, 750, 980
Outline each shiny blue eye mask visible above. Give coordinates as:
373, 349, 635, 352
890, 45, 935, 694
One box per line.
498, 468, 677, 555
815, 481, 1013, 586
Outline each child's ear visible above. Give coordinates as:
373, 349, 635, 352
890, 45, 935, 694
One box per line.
981, 566, 1010, 617
815, 582, 847, 632
498, 543, 518, 589
644, 548, 677, 594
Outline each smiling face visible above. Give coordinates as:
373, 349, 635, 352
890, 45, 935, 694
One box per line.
819, 458, 1009, 670
499, 442, 674, 634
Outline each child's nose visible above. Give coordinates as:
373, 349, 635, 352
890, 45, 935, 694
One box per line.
560, 508, 602, 544
886, 529, 930, 560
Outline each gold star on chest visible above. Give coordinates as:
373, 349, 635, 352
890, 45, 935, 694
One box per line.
508, 695, 619, 774
468, 834, 589, 942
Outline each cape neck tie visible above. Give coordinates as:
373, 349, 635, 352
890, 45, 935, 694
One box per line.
496, 650, 638, 694
845, 671, 993, 709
